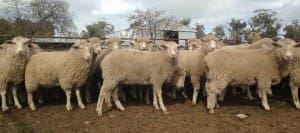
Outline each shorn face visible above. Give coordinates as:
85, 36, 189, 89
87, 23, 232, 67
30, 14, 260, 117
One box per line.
11, 36, 31, 55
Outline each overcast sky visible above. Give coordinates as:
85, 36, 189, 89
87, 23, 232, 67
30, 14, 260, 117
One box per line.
1, 0, 300, 34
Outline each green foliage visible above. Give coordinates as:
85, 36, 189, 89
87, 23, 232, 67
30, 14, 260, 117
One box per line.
249, 9, 282, 38
195, 23, 205, 38
284, 20, 300, 42
213, 25, 225, 38
82, 21, 114, 38
180, 18, 191, 26
228, 19, 247, 40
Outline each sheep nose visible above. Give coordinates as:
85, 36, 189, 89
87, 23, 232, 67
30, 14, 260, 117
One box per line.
284, 52, 293, 60
17, 50, 24, 55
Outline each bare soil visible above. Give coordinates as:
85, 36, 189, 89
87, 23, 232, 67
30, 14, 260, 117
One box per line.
0, 92, 300, 133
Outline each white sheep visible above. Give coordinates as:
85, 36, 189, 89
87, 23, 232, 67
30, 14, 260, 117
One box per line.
96, 41, 179, 116
204, 39, 300, 114
0, 36, 32, 111
25, 41, 94, 111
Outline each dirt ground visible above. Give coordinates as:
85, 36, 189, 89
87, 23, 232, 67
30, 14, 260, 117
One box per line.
0, 91, 300, 133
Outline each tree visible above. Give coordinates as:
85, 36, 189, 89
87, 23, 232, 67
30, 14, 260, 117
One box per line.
82, 20, 114, 38
30, 0, 75, 34
180, 17, 191, 26
213, 25, 225, 39
228, 18, 247, 41
1, 0, 74, 36
249, 9, 282, 38
128, 8, 180, 40
195, 23, 205, 38
284, 20, 300, 42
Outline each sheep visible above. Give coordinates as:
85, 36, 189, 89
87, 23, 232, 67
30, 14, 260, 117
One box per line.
217, 38, 275, 101
276, 39, 300, 109
204, 39, 300, 114
129, 36, 153, 51
78, 37, 103, 103
247, 32, 262, 43
25, 41, 94, 111
0, 36, 32, 111
96, 41, 179, 116
186, 39, 203, 50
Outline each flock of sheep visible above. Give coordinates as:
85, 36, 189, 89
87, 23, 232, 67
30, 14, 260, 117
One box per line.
1, 32, 300, 117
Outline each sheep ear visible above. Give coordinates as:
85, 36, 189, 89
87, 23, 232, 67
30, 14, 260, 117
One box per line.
130, 42, 136, 46
4, 40, 13, 44
271, 42, 282, 47
158, 43, 168, 50
294, 42, 300, 47
72, 44, 80, 49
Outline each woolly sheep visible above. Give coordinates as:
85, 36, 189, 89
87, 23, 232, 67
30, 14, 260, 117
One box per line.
96, 41, 179, 116
25, 41, 94, 111
204, 40, 300, 114
276, 39, 300, 109
247, 32, 262, 43
0, 36, 32, 111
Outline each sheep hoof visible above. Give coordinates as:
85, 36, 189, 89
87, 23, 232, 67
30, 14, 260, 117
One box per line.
29, 104, 37, 111
119, 107, 125, 112
15, 104, 22, 109
97, 111, 103, 117
163, 111, 169, 114
153, 106, 160, 111
145, 101, 151, 105
208, 109, 215, 114
66, 105, 73, 111
2, 107, 9, 112
263, 107, 270, 111
192, 101, 197, 106
215, 104, 220, 109
79, 105, 86, 110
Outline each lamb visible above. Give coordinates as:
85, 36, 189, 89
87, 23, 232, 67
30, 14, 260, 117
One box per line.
25, 41, 94, 111
96, 41, 179, 116
0, 36, 32, 111
204, 39, 300, 114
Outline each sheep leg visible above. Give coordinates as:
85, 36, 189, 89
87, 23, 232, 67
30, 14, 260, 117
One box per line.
152, 90, 159, 110
218, 87, 229, 102
130, 86, 138, 99
138, 86, 143, 99
171, 87, 177, 99
145, 88, 151, 105
96, 80, 117, 116
84, 85, 92, 103
231, 87, 238, 96
245, 86, 254, 100
7, 90, 13, 105
12, 86, 22, 109
191, 78, 201, 106
290, 82, 300, 109
112, 88, 125, 111
75, 89, 85, 109
261, 90, 270, 111
118, 88, 127, 102
0, 90, 8, 112
27, 90, 36, 111
154, 85, 168, 113
207, 92, 217, 114
64, 89, 73, 111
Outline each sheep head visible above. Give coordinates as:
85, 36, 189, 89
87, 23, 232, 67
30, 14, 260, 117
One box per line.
130, 36, 152, 51
186, 39, 203, 50
107, 36, 123, 50
72, 42, 93, 61
158, 41, 178, 59
6, 36, 31, 56
273, 38, 300, 61
87, 37, 103, 55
